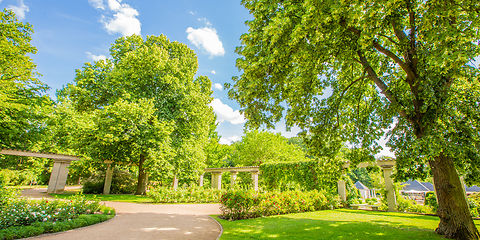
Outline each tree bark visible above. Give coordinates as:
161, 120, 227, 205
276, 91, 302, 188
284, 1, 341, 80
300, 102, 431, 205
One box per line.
135, 154, 148, 195
430, 152, 480, 239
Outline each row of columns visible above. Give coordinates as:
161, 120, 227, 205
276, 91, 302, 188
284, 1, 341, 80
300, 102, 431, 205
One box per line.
201, 171, 259, 191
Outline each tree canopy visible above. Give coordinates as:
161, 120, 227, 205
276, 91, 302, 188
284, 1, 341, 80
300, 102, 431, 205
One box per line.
0, 9, 52, 152
230, 0, 480, 238
60, 34, 216, 193
230, 130, 308, 166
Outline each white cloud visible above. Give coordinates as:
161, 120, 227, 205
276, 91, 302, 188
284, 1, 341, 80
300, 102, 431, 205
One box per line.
213, 83, 223, 91
188, 10, 195, 16
210, 70, 216, 75
7, 0, 29, 20
209, 98, 245, 125
107, 0, 121, 11
89, 0, 141, 36
88, 0, 105, 10
86, 52, 107, 61
186, 26, 225, 57
219, 135, 242, 145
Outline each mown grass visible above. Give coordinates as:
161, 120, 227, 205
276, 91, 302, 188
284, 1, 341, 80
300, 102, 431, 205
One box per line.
52, 193, 154, 203
215, 209, 480, 240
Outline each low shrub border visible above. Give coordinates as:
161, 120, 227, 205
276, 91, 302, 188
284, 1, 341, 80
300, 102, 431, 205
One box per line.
0, 207, 115, 240
219, 189, 340, 220
147, 186, 223, 203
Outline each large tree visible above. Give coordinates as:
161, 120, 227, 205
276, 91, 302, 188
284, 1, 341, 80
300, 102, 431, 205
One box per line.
61, 35, 215, 194
230, 0, 480, 239
0, 9, 52, 151
231, 130, 308, 166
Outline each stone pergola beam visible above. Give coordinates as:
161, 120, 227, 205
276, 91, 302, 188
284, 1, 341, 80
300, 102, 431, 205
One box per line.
1, 149, 80, 194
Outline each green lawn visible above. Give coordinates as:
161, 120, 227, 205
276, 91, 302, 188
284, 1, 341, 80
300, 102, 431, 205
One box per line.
215, 209, 480, 240
52, 193, 154, 203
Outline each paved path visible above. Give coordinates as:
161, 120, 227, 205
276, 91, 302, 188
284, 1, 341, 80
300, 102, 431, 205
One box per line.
22, 188, 222, 240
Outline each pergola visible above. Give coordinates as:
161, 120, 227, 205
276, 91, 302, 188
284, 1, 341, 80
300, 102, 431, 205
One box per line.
0, 149, 80, 193
338, 158, 397, 211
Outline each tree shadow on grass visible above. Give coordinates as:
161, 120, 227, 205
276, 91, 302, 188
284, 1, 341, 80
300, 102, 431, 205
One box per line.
219, 213, 446, 240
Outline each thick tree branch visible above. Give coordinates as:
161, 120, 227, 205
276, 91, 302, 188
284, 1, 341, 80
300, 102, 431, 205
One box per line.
391, 20, 408, 43
372, 40, 416, 78
356, 51, 408, 118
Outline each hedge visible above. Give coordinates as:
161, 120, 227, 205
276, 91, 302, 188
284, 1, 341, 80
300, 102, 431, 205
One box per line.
260, 158, 343, 192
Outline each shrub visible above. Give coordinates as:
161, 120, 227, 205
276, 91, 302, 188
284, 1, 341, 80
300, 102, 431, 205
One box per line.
425, 192, 438, 212
0, 193, 101, 229
82, 169, 136, 194
396, 195, 433, 214
220, 189, 340, 220
147, 186, 223, 203
0, 169, 38, 186
468, 193, 479, 218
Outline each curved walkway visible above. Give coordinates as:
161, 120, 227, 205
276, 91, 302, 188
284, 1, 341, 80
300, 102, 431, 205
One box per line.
22, 188, 222, 240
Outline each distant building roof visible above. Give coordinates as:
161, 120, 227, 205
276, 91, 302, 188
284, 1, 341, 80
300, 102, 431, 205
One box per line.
402, 180, 432, 192
466, 185, 480, 193
422, 182, 435, 192
354, 181, 369, 190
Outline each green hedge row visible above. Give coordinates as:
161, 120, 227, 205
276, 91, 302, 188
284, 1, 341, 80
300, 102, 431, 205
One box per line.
147, 186, 223, 203
219, 190, 340, 220
260, 158, 343, 192
0, 211, 115, 240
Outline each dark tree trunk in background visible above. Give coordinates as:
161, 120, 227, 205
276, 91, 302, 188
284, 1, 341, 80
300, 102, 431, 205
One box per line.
135, 154, 148, 195
430, 153, 480, 239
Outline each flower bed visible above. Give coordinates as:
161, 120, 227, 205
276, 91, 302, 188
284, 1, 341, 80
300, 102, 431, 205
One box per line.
220, 190, 340, 220
0, 187, 115, 239
147, 186, 223, 203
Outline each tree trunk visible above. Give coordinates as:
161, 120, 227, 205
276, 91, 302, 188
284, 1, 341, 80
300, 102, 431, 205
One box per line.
135, 154, 148, 195
430, 152, 480, 239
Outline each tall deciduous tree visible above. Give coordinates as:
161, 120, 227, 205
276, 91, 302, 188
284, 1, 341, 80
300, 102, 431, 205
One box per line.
231, 130, 307, 166
61, 35, 215, 194
230, 0, 480, 238
0, 9, 51, 152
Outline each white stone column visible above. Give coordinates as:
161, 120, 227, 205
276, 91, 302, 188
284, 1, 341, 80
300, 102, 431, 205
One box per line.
103, 160, 114, 195
173, 175, 179, 190
251, 171, 259, 191
199, 174, 204, 187
47, 160, 71, 194
211, 172, 222, 190
230, 171, 238, 187
337, 179, 347, 202
382, 166, 396, 212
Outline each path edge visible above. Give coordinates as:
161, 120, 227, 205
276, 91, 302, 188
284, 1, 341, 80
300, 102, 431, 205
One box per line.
209, 215, 223, 240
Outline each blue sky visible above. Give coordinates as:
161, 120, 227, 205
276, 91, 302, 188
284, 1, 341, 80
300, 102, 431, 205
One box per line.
2, 0, 394, 157
1, 0, 304, 145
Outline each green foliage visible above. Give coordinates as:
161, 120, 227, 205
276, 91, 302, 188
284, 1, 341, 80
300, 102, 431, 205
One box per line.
230, 130, 307, 166
260, 158, 343, 192
0, 193, 101, 229
220, 189, 340, 220
0, 9, 52, 153
469, 193, 480, 218
82, 168, 136, 194
58, 34, 216, 189
147, 186, 223, 203
0, 169, 38, 186
395, 195, 434, 214
425, 192, 438, 212
0, 211, 114, 240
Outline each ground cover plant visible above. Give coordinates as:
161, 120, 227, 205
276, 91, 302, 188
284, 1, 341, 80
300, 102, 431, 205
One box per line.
53, 193, 154, 203
147, 186, 223, 203
220, 189, 340, 220
215, 209, 480, 240
0, 187, 115, 239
